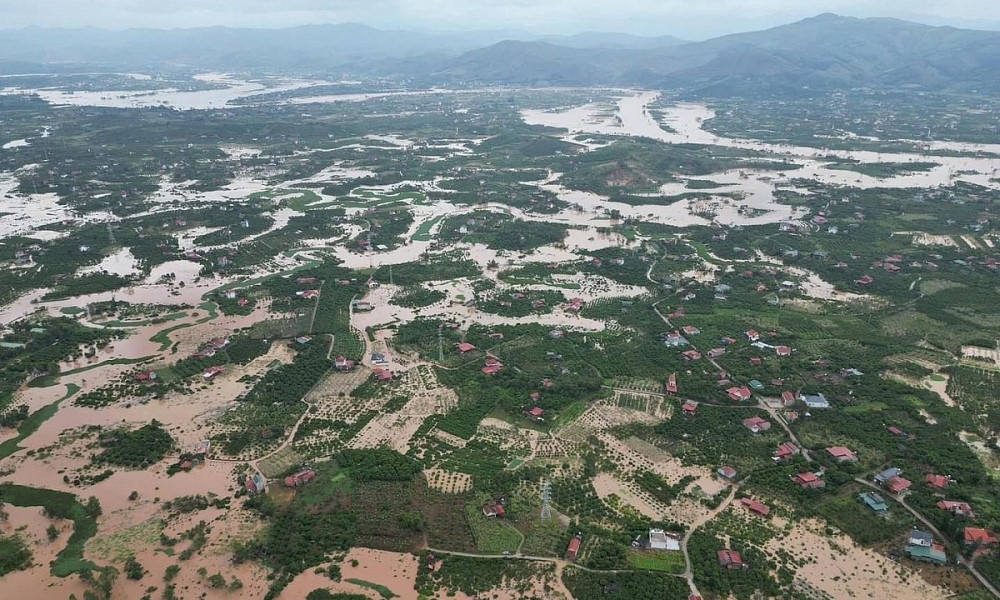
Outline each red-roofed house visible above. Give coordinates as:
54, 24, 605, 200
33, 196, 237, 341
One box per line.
745, 330, 760, 342
938, 501, 976, 518
373, 368, 393, 381
717, 549, 746, 569
743, 416, 771, 434
857, 274, 874, 286
888, 426, 904, 436
457, 342, 476, 354
334, 356, 355, 372
209, 337, 230, 349
886, 476, 912, 495
682, 401, 698, 416
202, 366, 225, 380
925, 474, 950, 490
524, 407, 545, 421
136, 370, 157, 382
826, 446, 858, 463
564, 298, 585, 313
708, 348, 726, 359
717, 466, 737, 480
666, 374, 678, 395
284, 469, 316, 488
297, 276, 317, 285
682, 326, 700, 335
740, 498, 771, 517
485, 357, 502, 368
793, 472, 826, 489
774, 442, 800, 462
566, 536, 582, 560
682, 350, 702, 361
781, 391, 796, 406
775, 346, 792, 356
964, 527, 999, 547
749, 357, 763, 366
482, 365, 501, 375
298, 289, 321, 300
727, 386, 752, 402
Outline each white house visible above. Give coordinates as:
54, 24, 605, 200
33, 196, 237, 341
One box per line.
649, 529, 681, 551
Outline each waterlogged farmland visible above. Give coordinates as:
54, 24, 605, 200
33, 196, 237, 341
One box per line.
1, 74, 1000, 600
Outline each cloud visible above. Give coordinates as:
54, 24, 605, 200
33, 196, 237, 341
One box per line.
0, 0, 997, 36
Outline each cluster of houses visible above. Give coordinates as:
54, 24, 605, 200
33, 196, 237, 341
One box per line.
481, 357, 503, 375
874, 467, 912, 495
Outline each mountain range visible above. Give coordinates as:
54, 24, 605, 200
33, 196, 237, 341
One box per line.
2, 14, 999, 96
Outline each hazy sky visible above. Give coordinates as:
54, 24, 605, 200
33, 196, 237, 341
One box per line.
1, 0, 998, 38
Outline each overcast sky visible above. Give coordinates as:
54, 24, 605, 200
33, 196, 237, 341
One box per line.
1, 0, 998, 38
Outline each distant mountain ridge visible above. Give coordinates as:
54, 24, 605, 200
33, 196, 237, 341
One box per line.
1, 14, 999, 95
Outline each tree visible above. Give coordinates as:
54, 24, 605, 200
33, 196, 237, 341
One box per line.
124, 556, 144, 580
46, 524, 59, 541
85, 496, 102, 519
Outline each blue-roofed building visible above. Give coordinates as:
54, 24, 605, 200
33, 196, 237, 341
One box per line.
875, 468, 903, 485
859, 492, 889, 515
905, 544, 947, 565
800, 393, 830, 409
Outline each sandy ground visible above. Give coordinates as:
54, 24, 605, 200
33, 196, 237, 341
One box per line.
279, 548, 421, 600
766, 518, 951, 600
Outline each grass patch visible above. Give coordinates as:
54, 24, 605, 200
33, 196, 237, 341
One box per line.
412, 215, 445, 242
0, 484, 98, 576
0, 384, 79, 460
843, 402, 889, 414
28, 358, 154, 388
464, 502, 521, 554
627, 550, 685, 573
345, 578, 397, 599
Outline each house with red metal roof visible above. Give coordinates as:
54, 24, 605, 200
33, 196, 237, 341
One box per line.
774, 442, 800, 462
717, 466, 737, 480
666, 373, 678, 395
284, 469, 316, 488
373, 368, 393, 381
727, 386, 752, 402
566, 535, 582, 560
717, 549, 746, 569
745, 330, 760, 342
938, 500, 976, 518
334, 356, 355, 372
202, 366, 225, 380
457, 342, 476, 354
742, 416, 771, 434
682, 402, 698, 416
825, 446, 858, 463
524, 407, 544, 421
136, 370, 157, 382
682, 350, 702, 361
964, 527, 999, 547
297, 289, 321, 300
925, 474, 950, 489
740, 498, 771, 517
793, 472, 826, 489
775, 346, 792, 356
781, 391, 796, 406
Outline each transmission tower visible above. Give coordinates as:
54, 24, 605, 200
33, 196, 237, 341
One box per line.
540, 479, 553, 520
437, 326, 444, 362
